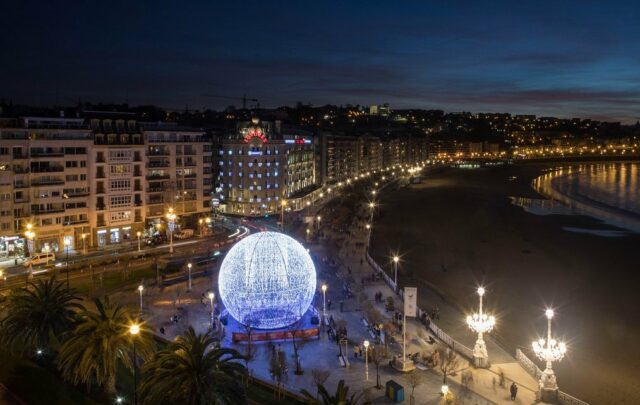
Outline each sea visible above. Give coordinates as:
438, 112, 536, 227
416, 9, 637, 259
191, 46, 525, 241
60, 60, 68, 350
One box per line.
514, 162, 640, 235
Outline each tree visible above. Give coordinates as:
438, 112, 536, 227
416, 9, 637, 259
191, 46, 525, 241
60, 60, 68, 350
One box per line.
406, 370, 422, 405
438, 348, 461, 385
310, 369, 331, 399
368, 344, 386, 389
141, 327, 246, 405
0, 278, 82, 354
301, 379, 371, 405
57, 297, 155, 395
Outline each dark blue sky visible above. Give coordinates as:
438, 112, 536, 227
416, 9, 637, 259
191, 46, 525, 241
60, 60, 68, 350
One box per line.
2, 1, 639, 122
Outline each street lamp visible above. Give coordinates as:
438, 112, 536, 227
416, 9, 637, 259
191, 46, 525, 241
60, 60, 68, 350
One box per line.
81, 233, 87, 255
363, 340, 370, 381
532, 309, 567, 402
24, 224, 36, 279
306, 228, 310, 242
208, 291, 215, 329
466, 287, 496, 368
316, 216, 321, 231
392, 256, 399, 291
64, 238, 71, 289
137, 285, 144, 313
136, 231, 141, 252
321, 284, 327, 320
129, 323, 140, 405
187, 262, 192, 291
165, 208, 177, 253
280, 200, 287, 232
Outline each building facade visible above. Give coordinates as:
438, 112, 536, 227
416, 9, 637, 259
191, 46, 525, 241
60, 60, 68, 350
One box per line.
216, 118, 315, 216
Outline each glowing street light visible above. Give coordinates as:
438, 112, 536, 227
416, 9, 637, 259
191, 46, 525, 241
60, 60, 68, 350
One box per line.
363, 340, 370, 381
321, 284, 327, 320
136, 231, 141, 252
280, 200, 287, 232
64, 238, 71, 289
306, 228, 311, 242
187, 262, 192, 291
129, 323, 140, 405
81, 233, 88, 255
316, 215, 321, 230
137, 285, 144, 313
532, 309, 567, 401
208, 291, 215, 329
165, 208, 177, 253
466, 287, 496, 368
24, 223, 36, 279
392, 255, 400, 292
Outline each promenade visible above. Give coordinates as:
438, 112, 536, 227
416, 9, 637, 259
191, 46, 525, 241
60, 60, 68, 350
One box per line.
113, 189, 543, 404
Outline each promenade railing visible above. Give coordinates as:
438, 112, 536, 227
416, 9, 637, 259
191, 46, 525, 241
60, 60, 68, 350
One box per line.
365, 251, 475, 361
515, 349, 590, 405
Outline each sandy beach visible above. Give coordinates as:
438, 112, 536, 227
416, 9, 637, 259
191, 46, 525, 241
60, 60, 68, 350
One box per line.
370, 163, 640, 405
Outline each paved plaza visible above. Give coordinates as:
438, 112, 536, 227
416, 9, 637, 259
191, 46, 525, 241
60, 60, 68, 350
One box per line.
109, 198, 541, 404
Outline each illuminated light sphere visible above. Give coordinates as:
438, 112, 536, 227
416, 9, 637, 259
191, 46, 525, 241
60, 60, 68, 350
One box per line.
218, 232, 317, 329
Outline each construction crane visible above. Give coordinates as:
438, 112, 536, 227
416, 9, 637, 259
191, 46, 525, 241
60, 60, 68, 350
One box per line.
201, 94, 259, 110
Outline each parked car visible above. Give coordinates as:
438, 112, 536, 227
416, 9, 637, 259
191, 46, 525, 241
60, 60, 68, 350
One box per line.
174, 229, 194, 239
146, 234, 167, 246
24, 252, 56, 267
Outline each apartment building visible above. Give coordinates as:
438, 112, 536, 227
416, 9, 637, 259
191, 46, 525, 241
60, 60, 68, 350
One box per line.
0, 117, 93, 256
319, 133, 358, 185
142, 125, 213, 234
88, 114, 146, 248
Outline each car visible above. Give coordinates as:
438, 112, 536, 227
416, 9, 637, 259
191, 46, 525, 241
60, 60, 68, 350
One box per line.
146, 234, 167, 246
24, 252, 56, 267
174, 229, 194, 239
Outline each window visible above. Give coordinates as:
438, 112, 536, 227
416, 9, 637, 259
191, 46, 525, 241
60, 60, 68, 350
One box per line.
66, 161, 78, 168
110, 179, 131, 191
110, 211, 131, 223
110, 195, 132, 208
109, 150, 132, 161
109, 164, 131, 176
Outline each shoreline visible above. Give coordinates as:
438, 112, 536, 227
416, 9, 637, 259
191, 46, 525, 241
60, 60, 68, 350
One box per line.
370, 162, 640, 405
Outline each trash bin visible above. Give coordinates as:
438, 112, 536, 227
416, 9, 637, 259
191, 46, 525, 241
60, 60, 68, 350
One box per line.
385, 380, 404, 403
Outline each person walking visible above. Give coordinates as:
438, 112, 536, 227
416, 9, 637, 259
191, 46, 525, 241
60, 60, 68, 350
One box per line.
510, 382, 518, 400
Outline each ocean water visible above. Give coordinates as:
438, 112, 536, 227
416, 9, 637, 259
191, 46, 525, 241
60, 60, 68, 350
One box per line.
528, 163, 640, 233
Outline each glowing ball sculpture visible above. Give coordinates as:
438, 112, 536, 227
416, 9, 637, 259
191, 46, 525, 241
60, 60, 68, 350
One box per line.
218, 232, 316, 329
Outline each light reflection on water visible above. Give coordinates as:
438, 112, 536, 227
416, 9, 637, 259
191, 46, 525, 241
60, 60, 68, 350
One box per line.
513, 163, 640, 234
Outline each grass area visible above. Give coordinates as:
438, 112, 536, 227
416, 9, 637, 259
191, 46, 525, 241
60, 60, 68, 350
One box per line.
0, 350, 102, 405
72, 264, 157, 296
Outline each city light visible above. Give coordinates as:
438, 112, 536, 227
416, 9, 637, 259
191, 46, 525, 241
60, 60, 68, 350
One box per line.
218, 232, 316, 329
532, 309, 567, 398
466, 287, 496, 367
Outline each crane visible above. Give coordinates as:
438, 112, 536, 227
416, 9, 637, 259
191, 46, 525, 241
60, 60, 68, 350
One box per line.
200, 94, 259, 110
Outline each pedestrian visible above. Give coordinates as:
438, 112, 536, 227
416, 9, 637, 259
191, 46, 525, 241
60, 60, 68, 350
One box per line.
160, 327, 165, 335
510, 382, 518, 400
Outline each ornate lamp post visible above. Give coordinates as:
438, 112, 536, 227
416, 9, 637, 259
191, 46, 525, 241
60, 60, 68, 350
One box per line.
466, 287, 496, 368
136, 231, 141, 252
24, 224, 36, 279
165, 208, 177, 253
208, 291, 215, 329
363, 340, 370, 381
532, 309, 567, 402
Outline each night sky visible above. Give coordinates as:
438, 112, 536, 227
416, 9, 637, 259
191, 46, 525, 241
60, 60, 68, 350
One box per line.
2, 1, 639, 122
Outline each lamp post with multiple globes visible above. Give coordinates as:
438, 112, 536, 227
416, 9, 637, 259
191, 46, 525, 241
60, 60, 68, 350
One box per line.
165, 208, 177, 253
466, 287, 496, 368
532, 309, 567, 402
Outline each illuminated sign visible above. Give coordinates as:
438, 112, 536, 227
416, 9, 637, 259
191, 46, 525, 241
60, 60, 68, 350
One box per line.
243, 127, 268, 144
284, 138, 312, 144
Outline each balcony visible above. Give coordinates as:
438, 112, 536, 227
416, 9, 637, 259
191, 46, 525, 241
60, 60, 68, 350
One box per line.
147, 150, 170, 156
31, 208, 65, 215
134, 185, 142, 192
96, 172, 106, 179
31, 166, 65, 173
12, 153, 28, 159
97, 220, 106, 227
14, 182, 29, 188
146, 162, 170, 168
183, 173, 197, 178
133, 171, 142, 177
96, 204, 106, 211
146, 174, 170, 180
96, 156, 105, 163
31, 152, 64, 158
12, 167, 29, 174
31, 178, 65, 186
96, 188, 105, 194
64, 192, 90, 198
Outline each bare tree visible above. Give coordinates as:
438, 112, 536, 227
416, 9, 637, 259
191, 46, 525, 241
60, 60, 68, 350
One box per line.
368, 344, 386, 389
438, 348, 461, 385
406, 370, 422, 405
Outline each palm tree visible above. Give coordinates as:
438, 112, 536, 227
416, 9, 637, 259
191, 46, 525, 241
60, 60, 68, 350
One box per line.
140, 327, 247, 405
301, 379, 371, 405
57, 297, 155, 395
0, 278, 82, 354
